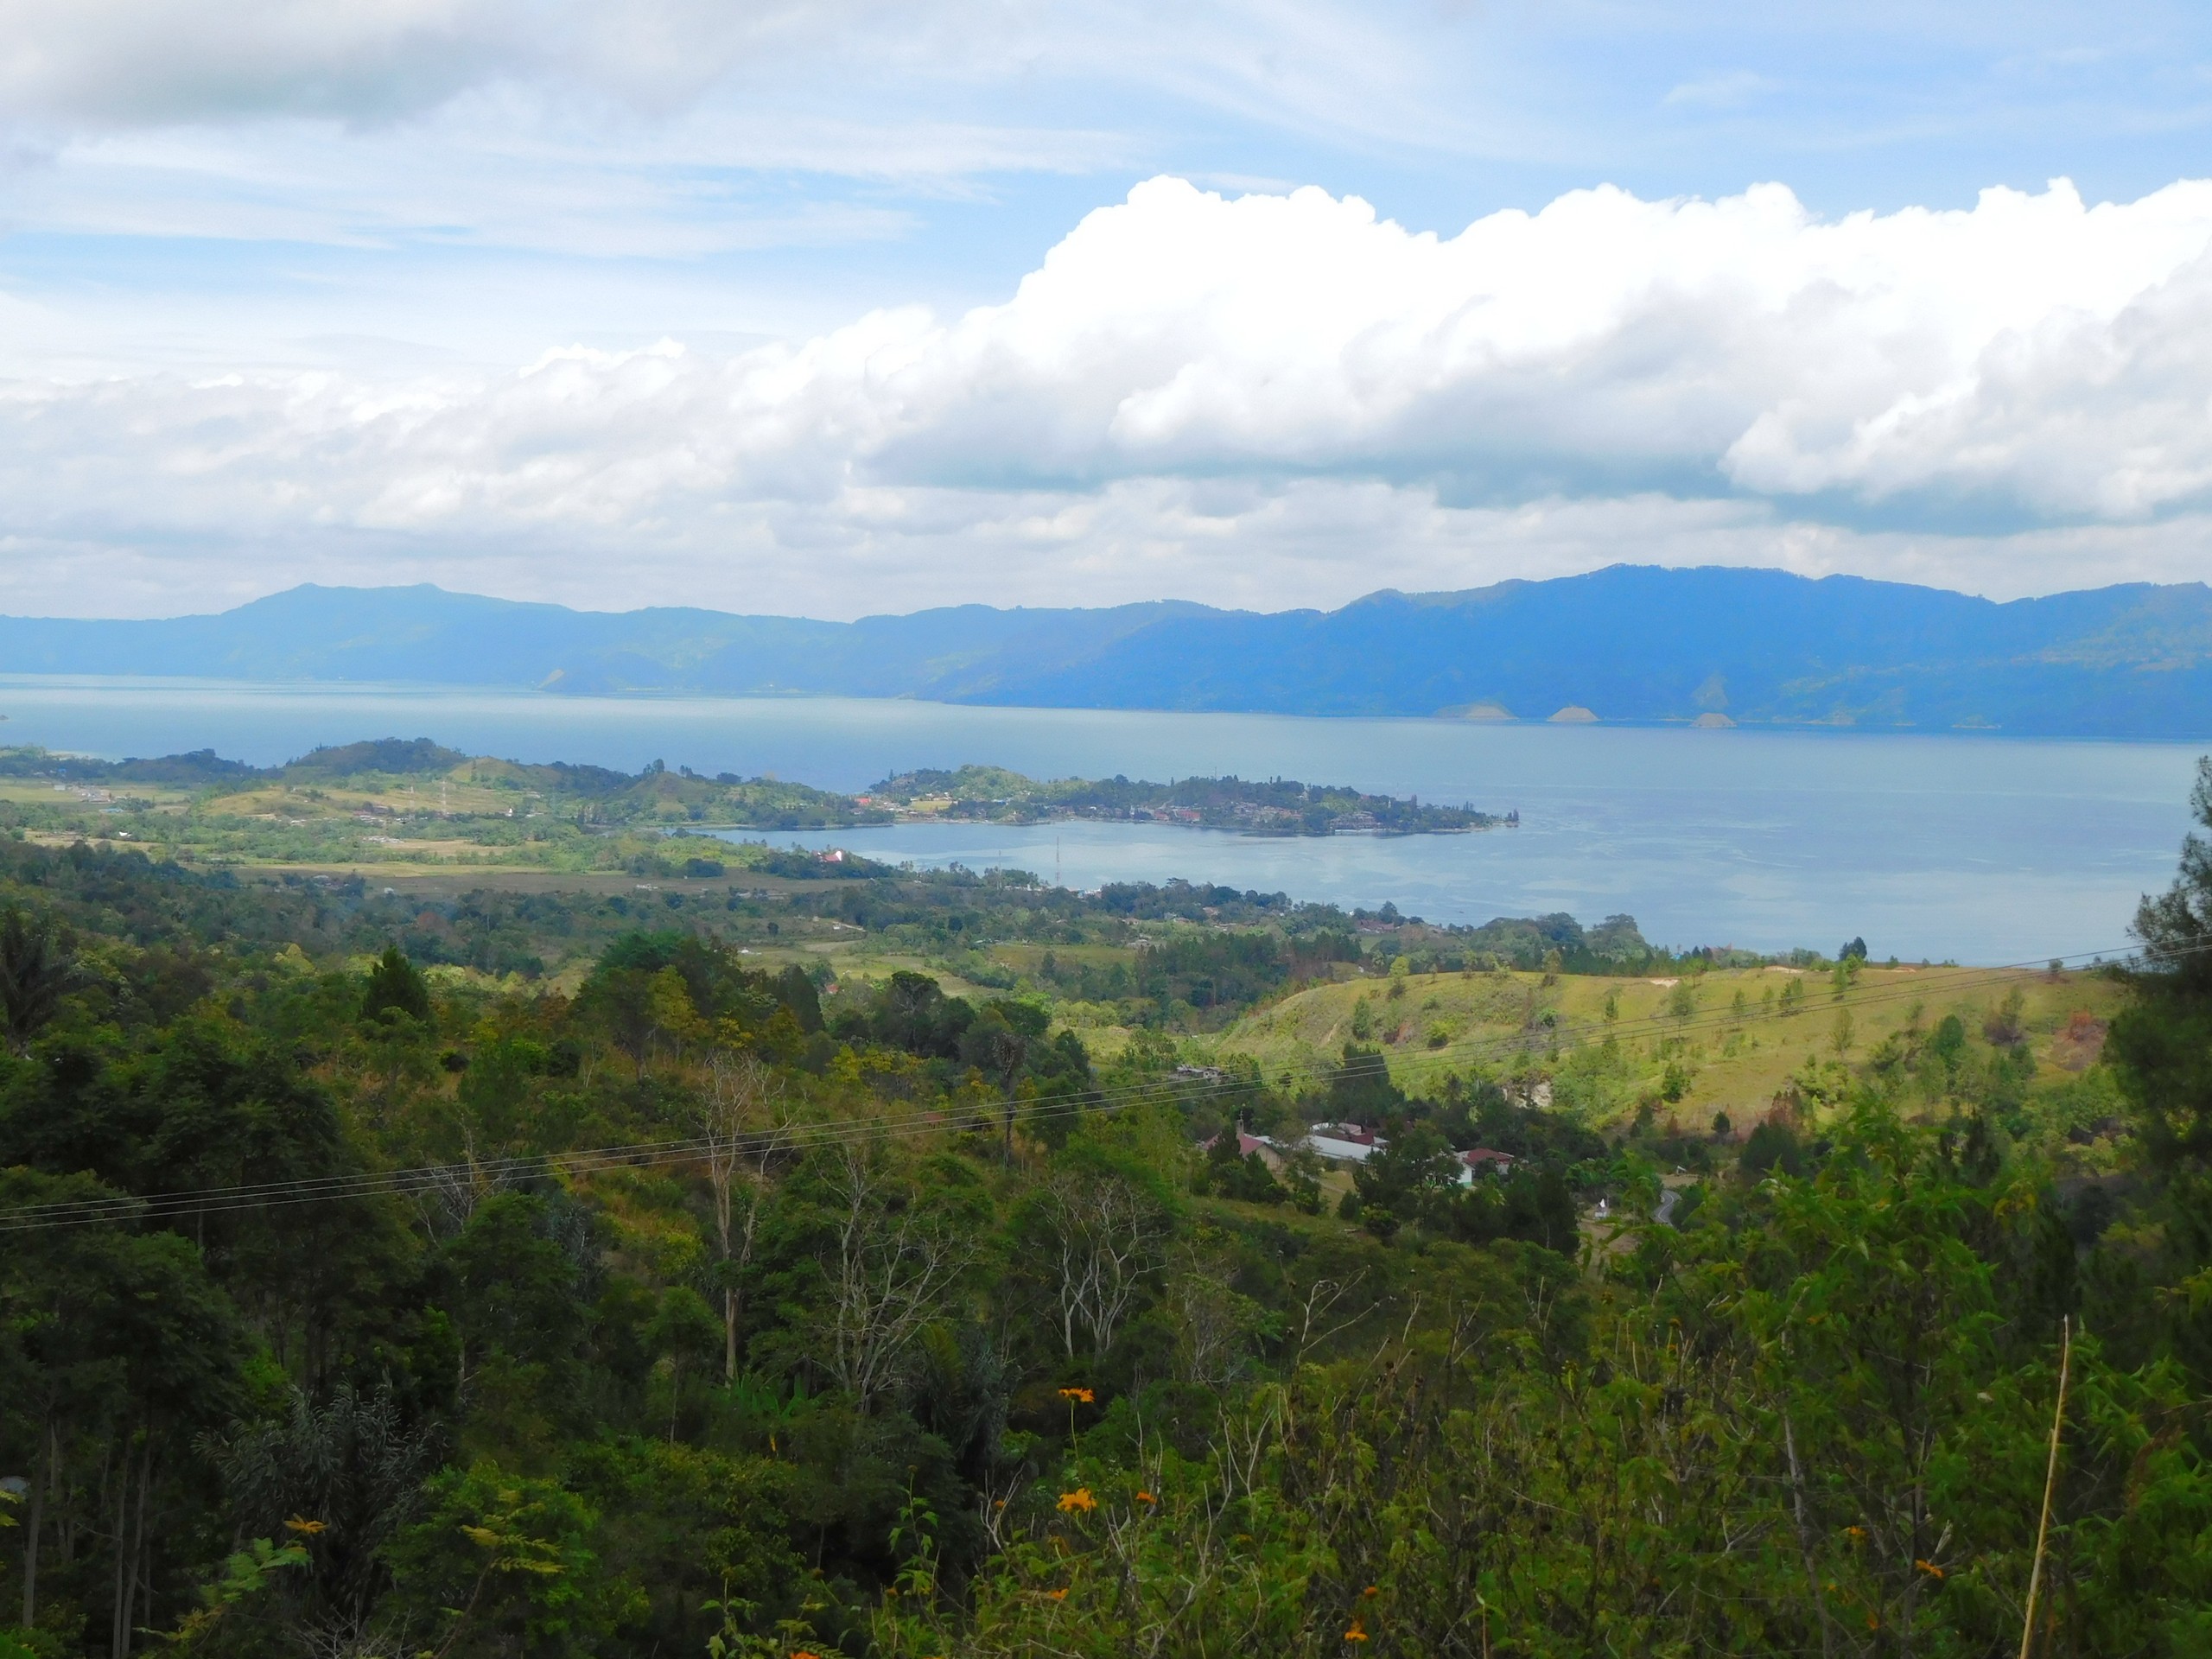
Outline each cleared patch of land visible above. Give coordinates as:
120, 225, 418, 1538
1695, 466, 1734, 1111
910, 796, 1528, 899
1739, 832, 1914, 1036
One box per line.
1213, 961, 2125, 1126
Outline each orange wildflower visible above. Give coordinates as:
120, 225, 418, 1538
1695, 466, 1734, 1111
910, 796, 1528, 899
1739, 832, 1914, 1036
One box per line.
1046, 1589, 1068, 1602
1057, 1488, 1097, 1514
1916, 1560, 1945, 1580
283, 1516, 327, 1535
1057, 1386, 1096, 1404
1343, 1617, 1370, 1643
1135, 1491, 1157, 1504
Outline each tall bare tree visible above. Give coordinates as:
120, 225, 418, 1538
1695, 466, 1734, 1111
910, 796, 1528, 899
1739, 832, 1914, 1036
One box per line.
694, 1050, 791, 1382
1038, 1170, 1169, 1361
824, 1147, 976, 1411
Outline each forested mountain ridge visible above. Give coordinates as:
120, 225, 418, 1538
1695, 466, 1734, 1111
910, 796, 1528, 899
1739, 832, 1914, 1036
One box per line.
0, 740, 885, 835
7, 567, 2212, 734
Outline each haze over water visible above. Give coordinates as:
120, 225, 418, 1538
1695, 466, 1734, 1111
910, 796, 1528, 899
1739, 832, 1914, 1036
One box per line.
0, 675, 2193, 965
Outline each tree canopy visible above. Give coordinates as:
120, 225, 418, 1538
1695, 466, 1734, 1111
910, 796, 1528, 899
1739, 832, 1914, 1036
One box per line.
0, 784, 2202, 1659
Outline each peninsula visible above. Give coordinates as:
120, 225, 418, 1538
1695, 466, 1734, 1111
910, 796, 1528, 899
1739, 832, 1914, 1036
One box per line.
863, 766, 1503, 835
0, 742, 1500, 879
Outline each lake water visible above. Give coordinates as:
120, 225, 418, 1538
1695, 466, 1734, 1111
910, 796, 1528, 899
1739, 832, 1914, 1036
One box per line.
0, 674, 2196, 963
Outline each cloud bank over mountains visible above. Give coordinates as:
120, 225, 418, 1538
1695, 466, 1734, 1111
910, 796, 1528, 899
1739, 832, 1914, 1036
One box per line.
8, 3, 2212, 618
10, 171, 2212, 616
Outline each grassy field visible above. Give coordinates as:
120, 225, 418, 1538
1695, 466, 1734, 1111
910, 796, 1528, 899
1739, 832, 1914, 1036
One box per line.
1211, 960, 2126, 1128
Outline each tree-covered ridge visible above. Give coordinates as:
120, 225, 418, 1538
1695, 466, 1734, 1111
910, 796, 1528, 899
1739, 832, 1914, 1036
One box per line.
10, 569, 2212, 734
866, 766, 1502, 834
0, 742, 890, 876
0, 741, 883, 830
0, 764, 2207, 1657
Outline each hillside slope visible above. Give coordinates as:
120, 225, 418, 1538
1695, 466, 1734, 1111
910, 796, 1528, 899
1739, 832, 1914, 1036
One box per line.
1214, 962, 2126, 1133
6, 566, 2212, 734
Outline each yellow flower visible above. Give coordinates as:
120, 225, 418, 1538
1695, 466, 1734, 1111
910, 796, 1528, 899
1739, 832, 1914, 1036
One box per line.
1056, 1488, 1097, 1514
283, 1516, 327, 1535
1057, 1387, 1096, 1404
1344, 1617, 1370, 1643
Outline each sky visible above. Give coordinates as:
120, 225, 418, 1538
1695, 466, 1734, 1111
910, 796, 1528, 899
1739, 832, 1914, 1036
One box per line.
6, 2, 2212, 620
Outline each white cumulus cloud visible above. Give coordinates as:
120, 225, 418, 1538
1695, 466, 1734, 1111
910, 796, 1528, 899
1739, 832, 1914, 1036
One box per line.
838, 174, 2212, 517
9, 173, 2212, 615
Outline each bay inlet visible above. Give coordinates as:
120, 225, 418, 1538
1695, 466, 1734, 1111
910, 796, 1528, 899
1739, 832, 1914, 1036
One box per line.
0, 675, 2194, 963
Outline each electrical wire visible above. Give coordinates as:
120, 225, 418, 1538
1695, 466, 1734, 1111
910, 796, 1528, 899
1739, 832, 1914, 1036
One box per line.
0, 1071, 1235, 1232
0, 937, 2178, 1234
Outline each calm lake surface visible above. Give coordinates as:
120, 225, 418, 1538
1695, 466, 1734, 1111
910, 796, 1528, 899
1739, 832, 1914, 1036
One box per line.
0, 675, 2196, 963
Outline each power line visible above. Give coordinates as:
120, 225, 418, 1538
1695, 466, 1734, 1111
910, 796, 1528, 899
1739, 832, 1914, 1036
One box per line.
0, 1071, 1262, 1233
0, 938, 2171, 1234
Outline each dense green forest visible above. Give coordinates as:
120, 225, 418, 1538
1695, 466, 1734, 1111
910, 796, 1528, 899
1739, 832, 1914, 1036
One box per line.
1, 760, 2210, 1659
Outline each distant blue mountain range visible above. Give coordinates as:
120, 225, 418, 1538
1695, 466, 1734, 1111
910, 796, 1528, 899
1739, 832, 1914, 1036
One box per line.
5, 566, 2212, 736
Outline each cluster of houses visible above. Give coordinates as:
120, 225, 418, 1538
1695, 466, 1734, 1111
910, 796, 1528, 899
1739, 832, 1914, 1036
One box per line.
1211, 1120, 1515, 1185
